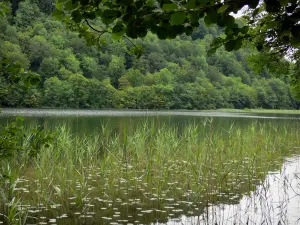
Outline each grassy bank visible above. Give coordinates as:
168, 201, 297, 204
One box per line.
1, 120, 300, 224
211, 108, 300, 114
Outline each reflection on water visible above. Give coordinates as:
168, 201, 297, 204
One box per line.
2, 108, 300, 119
171, 155, 300, 225
1, 109, 300, 136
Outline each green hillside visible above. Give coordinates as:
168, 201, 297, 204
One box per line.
0, 0, 298, 110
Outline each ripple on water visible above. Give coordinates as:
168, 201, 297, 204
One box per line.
2, 108, 300, 120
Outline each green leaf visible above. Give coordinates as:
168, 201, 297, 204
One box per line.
0, 1, 10, 16
240, 26, 249, 34
291, 37, 300, 48
112, 33, 122, 40
189, 12, 199, 23
136, 27, 148, 37
169, 25, 185, 37
252, 8, 260, 17
84, 12, 96, 20
112, 22, 125, 34
185, 26, 193, 35
126, 25, 138, 38
130, 45, 144, 58
279, 0, 289, 6
64, 0, 79, 11
71, 10, 83, 23
204, 10, 218, 25
170, 12, 186, 25
102, 10, 120, 24
195, 0, 208, 5
217, 4, 229, 13
233, 39, 242, 50
156, 27, 169, 39
55, 2, 63, 10
162, 3, 178, 11
223, 15, 235, 28
204, 15, 212, 25
52, 10, 65, 20
146, 0, 155, 7
112, 22, 126, 39
184, 0, 196, 9
122, 13, 133, 24
225, 39, 237, 51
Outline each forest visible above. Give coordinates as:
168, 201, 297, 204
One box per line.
0, 0, 299, 110
1, 1, 300, 224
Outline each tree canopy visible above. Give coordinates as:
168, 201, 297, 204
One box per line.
52, 0, 300, 61
0, 0, 300, 109
0, 0, 299, 109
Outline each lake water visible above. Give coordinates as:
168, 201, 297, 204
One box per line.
1, 108, 299, 135
1, 108, 300, 225
164, 155, 300, 225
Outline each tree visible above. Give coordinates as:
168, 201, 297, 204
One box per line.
120, 68, 144, 87
67, 74, 89, 107
80, 55, 101, 78
54, 0, 299, 61
107, 55, 125, 88
87, 78, 119, 108
0, 41, 30, 69
32, 0, 55, 14
27, 35, 52, 70
60, 51, 81, 73
44, 77, 75, 107
0, 0, 299, 110
14, 0, 41, 29
39, 57, 61, 79
147, 52, 167, 73
52, 0, 300, 97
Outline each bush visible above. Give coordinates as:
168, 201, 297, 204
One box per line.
0, 117, 55, 161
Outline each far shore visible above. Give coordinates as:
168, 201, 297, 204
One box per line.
1, 107, 300, 114
209, 108, 300, 114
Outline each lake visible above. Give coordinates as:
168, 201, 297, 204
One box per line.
1, 108, 299, 135
0, 108, 300, 225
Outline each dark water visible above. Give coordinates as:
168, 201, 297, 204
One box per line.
161, 156, 300, 225
1, 108, 299, 135
1, 108, 300, 224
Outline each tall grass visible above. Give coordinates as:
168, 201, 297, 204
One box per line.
1, 120, 300, 224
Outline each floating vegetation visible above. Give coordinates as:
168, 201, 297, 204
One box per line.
1, 121, 300, 224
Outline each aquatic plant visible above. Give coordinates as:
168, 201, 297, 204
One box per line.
0, 120, 300, 224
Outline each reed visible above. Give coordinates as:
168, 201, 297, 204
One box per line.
1, 120, 300, 224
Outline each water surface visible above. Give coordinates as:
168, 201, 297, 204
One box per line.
1, 108, 300, 224
1, 108, 299, 135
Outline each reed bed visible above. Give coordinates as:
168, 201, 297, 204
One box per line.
0, 120, 300, 224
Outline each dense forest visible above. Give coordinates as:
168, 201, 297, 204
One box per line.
0, 0, 299, 110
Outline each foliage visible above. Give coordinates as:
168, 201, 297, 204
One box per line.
0, 117, 24, 161
0, 117, 55, 161
54, 0, 300, 63
52, 0, 300, 93
0, 1, 10, 17
0, 116, 55, 223
0, 0, 299, 109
